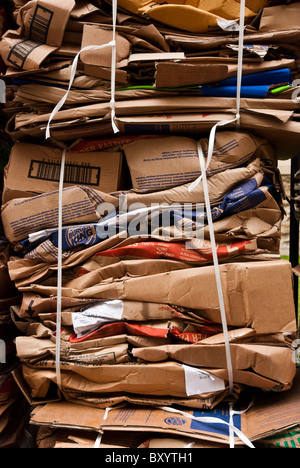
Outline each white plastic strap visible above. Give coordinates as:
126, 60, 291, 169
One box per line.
93, 406, 116, 448
188, 0, 246, 395
159, 406, 255, 449
189, 0, 246, 192
235, 0, 246, 127
94, 432, 103, 449
55, 147, 67, 392
195, 141, 234, 394
45, 0, 119, 140
110, 0, 118, 134
48, 0, 119, 393
229, 399, 255, 448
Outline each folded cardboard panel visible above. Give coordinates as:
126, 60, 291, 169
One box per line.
1, 185, 118, 244
123, 131, 269, 192
23, 260, 295, 335
2, 142, 123, 204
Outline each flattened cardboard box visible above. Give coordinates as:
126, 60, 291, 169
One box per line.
2, 142, 123, 204
123, 132, 271, 192
29, 370, 300, 446
1, 185, 118, 244
22, 260, 296, 335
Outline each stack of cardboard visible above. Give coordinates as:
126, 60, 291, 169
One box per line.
1, 0, 300, 158
0, 0, 299, 449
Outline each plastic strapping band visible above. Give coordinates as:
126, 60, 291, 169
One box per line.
56, 146, 67, 392
188, 0, 246, 192
229, 398, 255, 448
188, 0, 246, 395
158, 406, 255, 449
94, 432, 103, 449
196, 141, 234, 394
45, 1, 119, 139
110, 0, 119, 134
93, 406, 113, 448
235, 0, 246, 128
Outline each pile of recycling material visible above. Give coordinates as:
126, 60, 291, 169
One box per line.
0, 0, 300, 449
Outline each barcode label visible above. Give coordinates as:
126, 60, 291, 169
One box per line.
28, 160, 101, 187
7, 39, 40, 68
29, 5, 54, 43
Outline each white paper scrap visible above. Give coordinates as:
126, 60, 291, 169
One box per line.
183, 365, 226, 396
72, 300, 124, 337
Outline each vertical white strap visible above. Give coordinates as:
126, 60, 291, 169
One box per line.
188, 0, 246, 396
93, 407, 113, 448
236, 0, 246, 128
45, 0, 119, 140
94, 432, 103, 448
196, 141, 234, 395
56, 147, 67, 392
110, 0, 119, 134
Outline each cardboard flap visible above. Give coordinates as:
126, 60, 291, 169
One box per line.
80, 24, 131, 69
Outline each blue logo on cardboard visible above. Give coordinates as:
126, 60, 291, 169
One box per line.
164, 417, 186, 426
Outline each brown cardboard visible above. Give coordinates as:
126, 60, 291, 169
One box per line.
154, 62, 229, 88
18, 260, 297, 336
80, 24, 131, 69
124, 158, 261, 206
12, 95, 299, 134
2, 142, 124, 204
0, 30, 57, 71
259, 3, 300, 33
11, 107, 300, 161
17, 342, 296, 403
123, 132, 272, 192
293, 265, 300, 278
1, 185, 118, 244
28, 370, 300, 446
0, 0, 75, 70
15, 0, 75, 48
115, 0, 268, 34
